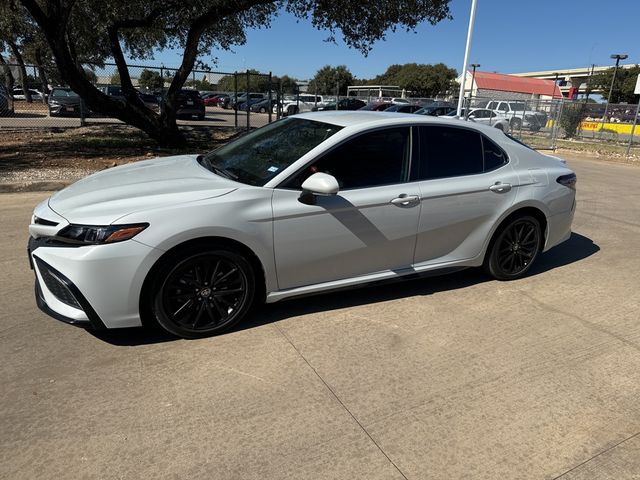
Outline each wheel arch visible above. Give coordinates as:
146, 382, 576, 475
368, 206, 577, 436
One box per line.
481, 203, 548, 264
139, 236, 268, 327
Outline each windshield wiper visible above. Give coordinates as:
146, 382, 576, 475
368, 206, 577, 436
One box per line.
197, 154, 237, 180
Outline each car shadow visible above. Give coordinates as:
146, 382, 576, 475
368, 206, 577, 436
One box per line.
89, 232, 599, 346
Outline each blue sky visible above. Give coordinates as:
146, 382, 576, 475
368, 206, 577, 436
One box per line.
150, 0, 640, 80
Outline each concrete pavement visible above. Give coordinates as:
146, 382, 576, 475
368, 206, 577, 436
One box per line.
1, 157, 640, 479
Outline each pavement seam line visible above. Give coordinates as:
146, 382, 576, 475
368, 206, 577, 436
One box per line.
273, 324, 410, 480
551, 430, 640, 479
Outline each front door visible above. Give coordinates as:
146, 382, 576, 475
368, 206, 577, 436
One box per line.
272, 126, 421, 290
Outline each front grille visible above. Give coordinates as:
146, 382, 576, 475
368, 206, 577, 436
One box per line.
35, 258, 82, 309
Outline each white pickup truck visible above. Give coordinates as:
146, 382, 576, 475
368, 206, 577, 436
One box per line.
279, 94, 327, 116
485, 100, 548, 131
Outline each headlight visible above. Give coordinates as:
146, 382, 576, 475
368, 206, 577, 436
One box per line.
49, 100, 61, 106
55, 223, 149, 245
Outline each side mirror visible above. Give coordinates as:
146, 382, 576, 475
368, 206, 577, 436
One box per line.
299, 172, 339, 204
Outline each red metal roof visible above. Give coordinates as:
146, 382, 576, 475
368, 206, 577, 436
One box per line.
472, 71, 562, 98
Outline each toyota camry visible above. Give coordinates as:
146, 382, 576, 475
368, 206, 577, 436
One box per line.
28, 112, 576, 338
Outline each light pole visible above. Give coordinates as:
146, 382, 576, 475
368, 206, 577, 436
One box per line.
469, 63, 480, 107
602, 53, 628, 126
456, 0, 478, 117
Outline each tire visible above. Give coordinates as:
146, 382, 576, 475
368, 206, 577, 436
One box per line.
259, 107, 266, 113
494, 123, 504, 131
149, 247, 256, 338
510, 117, 522, 130
483, 215, 542, 281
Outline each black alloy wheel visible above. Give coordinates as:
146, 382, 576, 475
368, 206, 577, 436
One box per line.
152, 249, 255, 338
485, 215, 542, 280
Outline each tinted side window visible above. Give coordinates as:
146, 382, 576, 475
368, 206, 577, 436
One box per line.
418, 126, 483, 180
288, 127, 410, 190
482, 136, 508, 171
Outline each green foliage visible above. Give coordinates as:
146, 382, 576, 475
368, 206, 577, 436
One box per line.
590, 65, 640, 104
278, 75, 298, 94
138, 69, 164, 90
308, 65, 354, 95
216, 70, 274, 92
368, 63, 457, 96
110, 72, 121, 85
559, 103, 586, 138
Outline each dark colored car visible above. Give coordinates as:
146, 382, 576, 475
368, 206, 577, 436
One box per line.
0, 84, 10, 116
313, 98, 366, 111
48, 87, 85, 117
359, 101, 394, 111
177, 89, 205, 120
138, 92, 161, 113
414, 105, 456, 116
250, 98, 278, 113
384, 104, 423, 114
237, 98, 265, 112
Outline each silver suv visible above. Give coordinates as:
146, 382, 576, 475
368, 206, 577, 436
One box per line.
485, 101, 548, 131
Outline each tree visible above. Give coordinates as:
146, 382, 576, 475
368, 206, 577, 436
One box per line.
559, 103, 586, 138
185, 76, 214, 91
308, 65, 354, 95
369, 63, 457, 97
590, 65, 640, 104
19, 0, 452, 146
278, 75, 298, 94
138, 69, 164, 90
217, 69, 273, 93
110, 72, 121, 85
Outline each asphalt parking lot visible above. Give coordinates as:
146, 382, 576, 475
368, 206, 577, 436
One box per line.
1, 155, 639, 479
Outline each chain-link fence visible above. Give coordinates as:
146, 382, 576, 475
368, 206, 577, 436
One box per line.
0, 63, 281, 131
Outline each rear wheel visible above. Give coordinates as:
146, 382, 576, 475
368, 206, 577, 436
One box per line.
259, 107, 266, 113
484, 215, 542, 280
150, 247, 255, 338
510, 117, 522, 130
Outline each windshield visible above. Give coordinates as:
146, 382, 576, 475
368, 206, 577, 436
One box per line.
50, 88, 79, 98
202, 118, 343, 186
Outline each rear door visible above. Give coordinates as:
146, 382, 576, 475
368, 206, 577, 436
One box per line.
412, 125, 518, 266
272, 126, 421, 289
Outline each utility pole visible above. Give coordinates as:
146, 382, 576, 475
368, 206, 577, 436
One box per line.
456, 0, 478, 117
602, 53, 628, 126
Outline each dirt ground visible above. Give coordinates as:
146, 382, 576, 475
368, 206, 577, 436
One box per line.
0, 124, 240, 184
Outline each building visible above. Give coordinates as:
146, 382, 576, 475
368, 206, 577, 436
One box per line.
458, 71, 562, 101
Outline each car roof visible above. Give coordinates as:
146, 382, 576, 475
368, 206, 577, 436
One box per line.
294, 110, 506, 137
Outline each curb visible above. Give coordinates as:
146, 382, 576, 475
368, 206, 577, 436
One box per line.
0, 181, 72, 194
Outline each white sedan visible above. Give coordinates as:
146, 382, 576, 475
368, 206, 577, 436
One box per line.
28, 112, 576, 338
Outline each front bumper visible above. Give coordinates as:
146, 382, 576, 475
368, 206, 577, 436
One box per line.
28, 234, 164, 330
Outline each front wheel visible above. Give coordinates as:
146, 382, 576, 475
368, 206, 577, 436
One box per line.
484, 215, 542, 280
150, 248, 256, 338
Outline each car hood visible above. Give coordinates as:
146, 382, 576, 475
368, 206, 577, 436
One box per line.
48, 155, 238, 225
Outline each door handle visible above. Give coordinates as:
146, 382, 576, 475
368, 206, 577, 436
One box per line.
489, 182, 512, 194
390, 194, 420, 207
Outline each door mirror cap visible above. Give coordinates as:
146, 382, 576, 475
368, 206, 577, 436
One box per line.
301, 172, 339, 195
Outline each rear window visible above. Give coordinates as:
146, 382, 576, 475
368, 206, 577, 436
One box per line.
181, 90, 201, 98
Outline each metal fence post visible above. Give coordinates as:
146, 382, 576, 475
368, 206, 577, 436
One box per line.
234, 71, 238, 129
625, 99, 640, 157
246, 70, 250, 131
268, 71, 272, 124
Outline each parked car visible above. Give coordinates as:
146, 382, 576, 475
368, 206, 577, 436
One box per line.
484, 100, 547, 131
48, 87, 85, 117
202, 93, 229, 107
250, 98, 278, 113
281, 94, 325, 116
414, 105, 456, 116
231, 93, 266, 110
138, 92, 161, 113
312, 98, 366, 111
384, 104, 423, 114
237, 98, 265, 112
0, 84, 10, 116
359, 101, 394, 111
448, 108, 511, 132
28, 111, 576, 338
177, 89, 205, 120
12, 88, 45, 101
